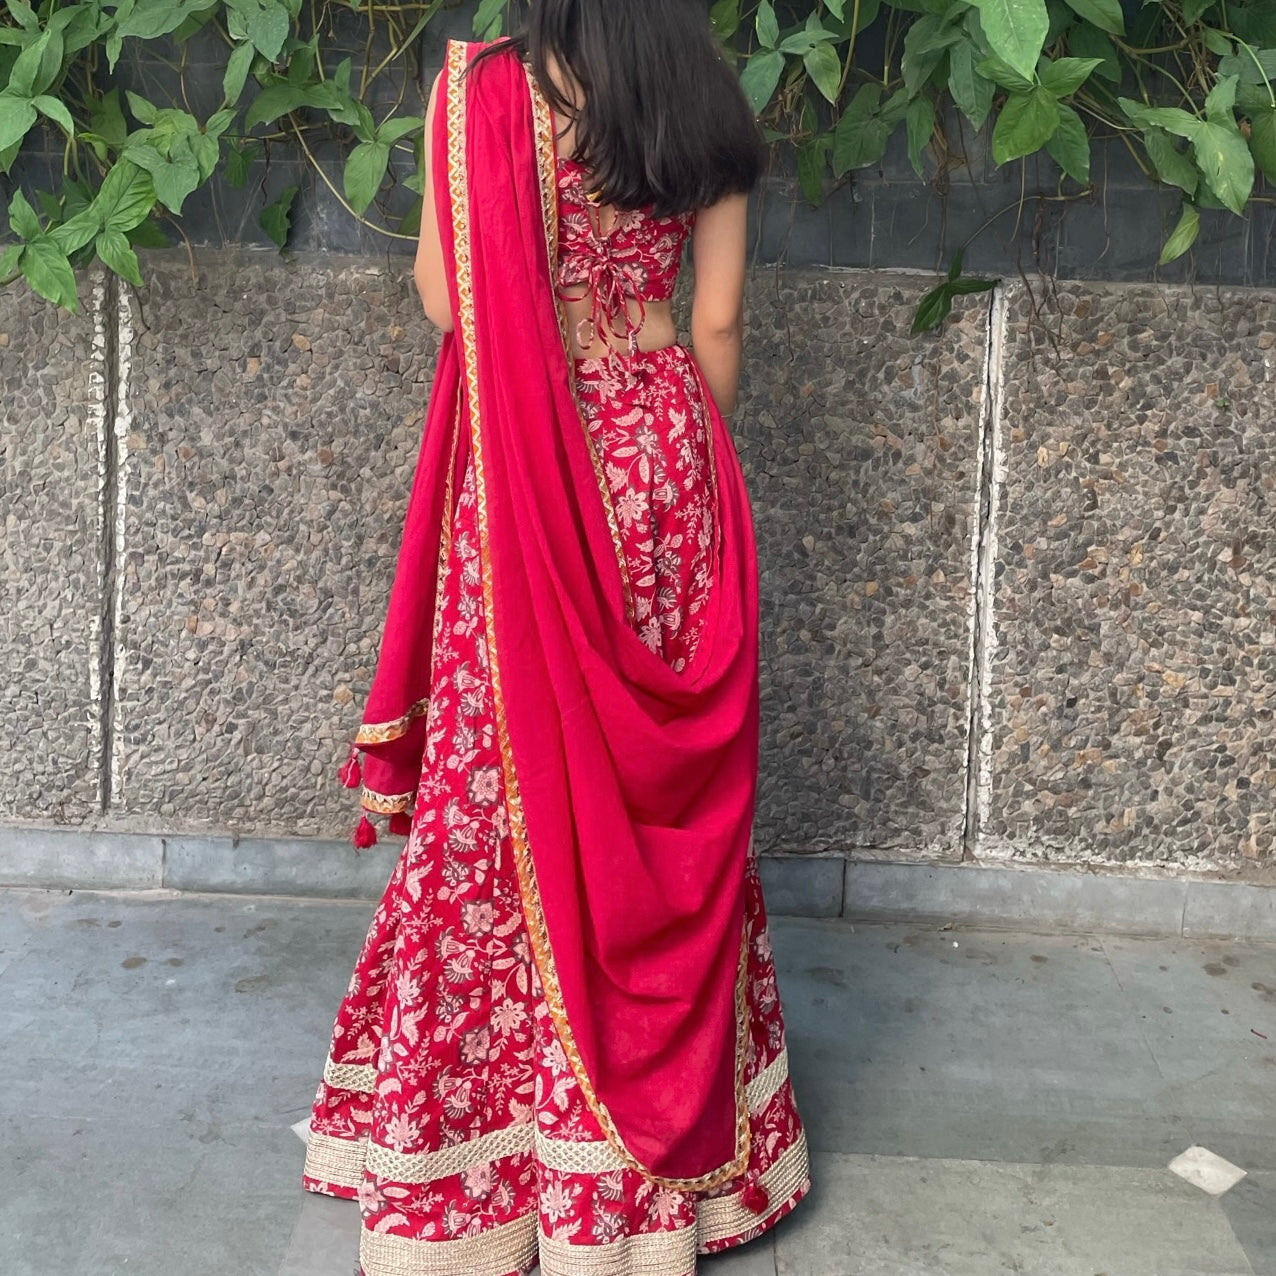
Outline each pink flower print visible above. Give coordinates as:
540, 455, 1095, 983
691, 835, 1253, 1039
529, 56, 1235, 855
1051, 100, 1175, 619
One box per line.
468, 765, 500, 807
653, 538, 685, 581
445, 818, 480, 859
604, 461, 629, 494
594, 1169, 626, 1202
649, 1187, 686, 1227
542, 1031, 570, 1075
394, 970, 423, 1009
356, 1178, 385, 1217
461, 1164, 493, 1200
753, 968, 778, 1015
614, 487, 650, 530
444, 1203, 483, 1239
591, 1208, 627, 1242
652, 477, 678, 509
460, 1025, 491, 1066
443, 946, 477, 985
453, 661, 486, 705
634, 423, 660, 456
461, 899, 495, 937
492, 997, 528, 1036
539, 1176, 582, 1226
638, 616, 663, 653
382, 1112, 421, 1152
493, 1177, 516, 1211
441, 1078, 475, 1121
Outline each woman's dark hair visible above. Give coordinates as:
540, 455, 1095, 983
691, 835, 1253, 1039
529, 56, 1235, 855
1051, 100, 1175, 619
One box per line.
469, 0, 765, 218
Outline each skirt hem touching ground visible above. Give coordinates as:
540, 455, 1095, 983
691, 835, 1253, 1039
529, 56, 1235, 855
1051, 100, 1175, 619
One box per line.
302, 1128, 811, 1275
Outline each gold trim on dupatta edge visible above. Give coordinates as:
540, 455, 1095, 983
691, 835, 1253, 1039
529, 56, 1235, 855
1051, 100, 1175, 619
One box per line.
350, 383, 468, 821
352, 391, 464, 753
529, 72, 637, 628
358, 786, 416, 815
443, 38, 750, 1193
354, 698, 430, 747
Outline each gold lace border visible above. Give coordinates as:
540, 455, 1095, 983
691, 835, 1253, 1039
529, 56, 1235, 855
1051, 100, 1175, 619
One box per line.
314, 1128, 811, 1275
354, 696, 431, 747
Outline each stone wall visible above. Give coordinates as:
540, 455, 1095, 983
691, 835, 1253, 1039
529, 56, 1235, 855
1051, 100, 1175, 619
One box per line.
1, 252, 1273, 880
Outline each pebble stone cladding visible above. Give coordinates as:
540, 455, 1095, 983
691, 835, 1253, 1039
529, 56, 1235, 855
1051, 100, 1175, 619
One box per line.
114, 253, 441, 835
981, 278, 1276, 870
1, 254, 1273, 879
734, 270, 988, 859
0, 281, 104, 822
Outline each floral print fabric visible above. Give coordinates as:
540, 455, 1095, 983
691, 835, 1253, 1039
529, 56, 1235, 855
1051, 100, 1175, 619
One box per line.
554, 154, 694, 355
304, 343, 809, 1276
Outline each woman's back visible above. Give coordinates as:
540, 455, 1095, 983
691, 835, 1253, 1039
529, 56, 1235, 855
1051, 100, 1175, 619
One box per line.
317, 25, 810, 1273
554, 146, 695, 360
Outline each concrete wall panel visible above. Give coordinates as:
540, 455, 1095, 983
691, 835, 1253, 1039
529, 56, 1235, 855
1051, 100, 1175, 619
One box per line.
114, 252, 439, 835
0, 275, 104, 822
738, 272, 989, 859
979, 280, 1276, 869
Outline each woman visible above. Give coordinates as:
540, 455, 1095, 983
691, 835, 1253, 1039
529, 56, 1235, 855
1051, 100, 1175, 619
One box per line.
303, 5, 809, 1273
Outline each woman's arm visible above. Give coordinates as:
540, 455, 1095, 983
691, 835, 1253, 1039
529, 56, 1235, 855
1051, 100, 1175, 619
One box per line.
689, 190, 749, 420
413, 70, 454, 333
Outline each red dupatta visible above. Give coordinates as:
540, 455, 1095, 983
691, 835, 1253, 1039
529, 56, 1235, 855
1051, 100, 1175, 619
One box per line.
342, 37, 760, 1190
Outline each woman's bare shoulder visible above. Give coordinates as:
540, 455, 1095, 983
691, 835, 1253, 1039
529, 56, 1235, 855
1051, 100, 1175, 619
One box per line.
691, 190, 749, 235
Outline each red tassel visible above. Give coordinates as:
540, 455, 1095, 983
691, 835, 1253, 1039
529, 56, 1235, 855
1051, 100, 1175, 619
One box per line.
741, 1179, 770, 1215
353, 814, 378, 850
338, 747, 362, 790
388, 811, 412, 837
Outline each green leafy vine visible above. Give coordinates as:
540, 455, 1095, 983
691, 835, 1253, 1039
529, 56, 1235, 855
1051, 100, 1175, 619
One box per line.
1, 0, 1273, 331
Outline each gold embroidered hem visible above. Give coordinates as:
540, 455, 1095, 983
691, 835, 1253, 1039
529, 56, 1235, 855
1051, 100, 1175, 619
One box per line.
366, 1125, 536, 1185
324, 1057, 377, 1093
307, 1131, 812, 1276
698, 1129, 811, 1247
361, 1214, 539, 1276
537, 1226, 696, 1276
303, 1129, 369, 1192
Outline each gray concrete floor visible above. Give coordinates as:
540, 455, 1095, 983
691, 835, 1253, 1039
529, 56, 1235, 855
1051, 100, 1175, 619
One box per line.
1, 888, 1274, 1276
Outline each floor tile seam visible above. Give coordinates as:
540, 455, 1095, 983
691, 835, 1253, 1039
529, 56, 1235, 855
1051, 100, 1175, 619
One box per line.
1, 1058, 333, 1084
1095, 933, 1172, 1085
0, 885, 382, 910
799, 1148, 1209, 1173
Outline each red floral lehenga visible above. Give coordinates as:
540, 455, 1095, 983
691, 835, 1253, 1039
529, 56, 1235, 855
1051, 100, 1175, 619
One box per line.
303, 38, 809, 1276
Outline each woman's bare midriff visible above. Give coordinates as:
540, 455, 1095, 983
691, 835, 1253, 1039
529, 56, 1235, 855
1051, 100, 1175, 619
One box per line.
562, 295, 679, 360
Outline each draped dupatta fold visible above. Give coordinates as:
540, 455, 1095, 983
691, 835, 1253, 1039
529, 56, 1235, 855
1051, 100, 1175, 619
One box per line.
345, 37, 762, 1190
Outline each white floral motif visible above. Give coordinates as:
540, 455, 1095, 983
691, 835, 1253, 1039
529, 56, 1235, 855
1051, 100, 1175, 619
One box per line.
575, 346, 717, 668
